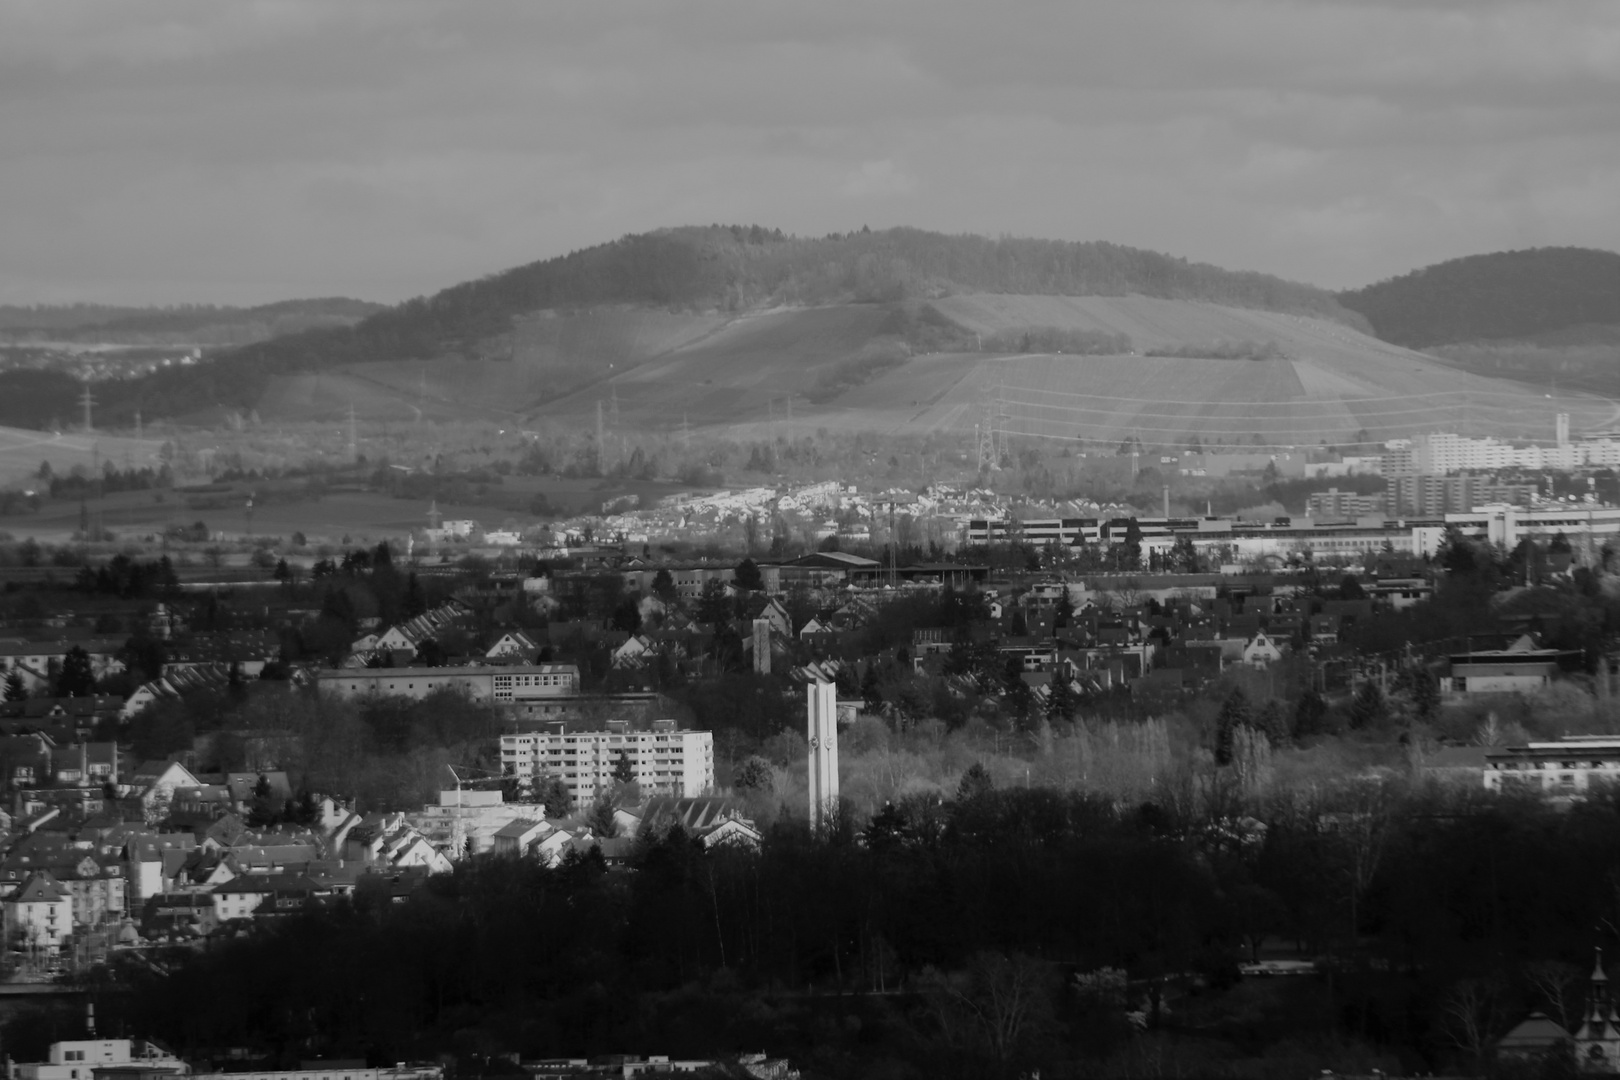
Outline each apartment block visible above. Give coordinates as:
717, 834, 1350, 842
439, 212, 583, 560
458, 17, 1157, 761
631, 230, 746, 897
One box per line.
501, 719, 714, 805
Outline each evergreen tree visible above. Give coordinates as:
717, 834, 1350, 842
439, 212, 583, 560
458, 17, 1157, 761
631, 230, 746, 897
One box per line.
55, 646, 95, 697
1046, 675, 1075, 723
652, 568, 677, 604
1123, 518, 1144, 570
957, 762, 994, 801
1054, 587, 1075, 629
589, 797, 619, 838
732, 755, 775, 793
1410, 668, 1441, 721
861, 664, 884, 710
695, 579, 730, 625
733, 557, 763, 592
1294, 688, 1329, 738
1348, 680, 1387, 730
403, 572, 428, 618
612, 748, 636, 785
3, 670, 25, 702
1257, 699, 1290, 747
1214, 687, 1252, 765
531, 774, 572, 816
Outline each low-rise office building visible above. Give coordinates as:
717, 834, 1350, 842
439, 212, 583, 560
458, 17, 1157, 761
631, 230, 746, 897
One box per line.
1484, 736, 1620, 796
316, 664, 580, 705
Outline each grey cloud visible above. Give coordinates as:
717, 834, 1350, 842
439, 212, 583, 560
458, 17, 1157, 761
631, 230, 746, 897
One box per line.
2, 0, 1618, 302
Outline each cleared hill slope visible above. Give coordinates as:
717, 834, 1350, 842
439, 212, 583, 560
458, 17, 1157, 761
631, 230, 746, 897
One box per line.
541, 294, 1614, 449
4, 226, 1365, 429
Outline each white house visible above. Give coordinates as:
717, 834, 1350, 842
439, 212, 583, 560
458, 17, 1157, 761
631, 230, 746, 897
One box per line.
1242, 632, 1284, 668
3, 871, 72, 954
491, 818, 550, 857
11, 1039, 184, 1080
611, 635, 654, 669
486, 631, 539, 659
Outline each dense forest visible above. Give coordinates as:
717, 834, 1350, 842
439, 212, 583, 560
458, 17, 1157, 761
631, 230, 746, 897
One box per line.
1338, 246, 1620, 348
1, 226, 1361, 428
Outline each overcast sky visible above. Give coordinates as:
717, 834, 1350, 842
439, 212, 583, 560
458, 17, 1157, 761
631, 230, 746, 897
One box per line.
4, 0, 1619, 305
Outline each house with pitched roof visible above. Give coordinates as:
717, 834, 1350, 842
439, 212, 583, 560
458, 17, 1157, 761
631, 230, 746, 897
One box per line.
630, 796, 761, 850
3, 870, 72, 952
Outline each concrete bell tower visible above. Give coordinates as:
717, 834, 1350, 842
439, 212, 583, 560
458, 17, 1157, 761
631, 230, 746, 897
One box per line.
806, 681, 839, 830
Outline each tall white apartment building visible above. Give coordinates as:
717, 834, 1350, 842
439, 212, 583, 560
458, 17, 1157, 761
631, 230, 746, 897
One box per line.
501, 719, 713, 805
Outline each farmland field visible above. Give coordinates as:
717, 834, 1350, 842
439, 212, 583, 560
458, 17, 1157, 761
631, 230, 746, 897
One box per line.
535, 295, 1616, 448
534, 305, 900, 430
154, 294, 1620, 453
251, 308, 730, 425
0, 424, 167, 488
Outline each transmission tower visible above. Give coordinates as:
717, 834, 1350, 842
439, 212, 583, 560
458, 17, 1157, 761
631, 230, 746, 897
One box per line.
80, 382, 95, 434
347, 403, 358, 461
976, 394, 998, 471
596, 400, 606, 471
995, 382, 1009, 464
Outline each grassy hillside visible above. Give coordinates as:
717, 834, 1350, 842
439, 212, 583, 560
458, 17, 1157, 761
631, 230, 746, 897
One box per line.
551, 294, 1614, 450
2, 226, 1365, 430
1339, 247, 1620, 348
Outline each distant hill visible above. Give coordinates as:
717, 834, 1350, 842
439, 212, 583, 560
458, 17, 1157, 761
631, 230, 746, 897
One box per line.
0, 297, 384, 346
0, 226, 1366, 428
1338, 247, 1620, 348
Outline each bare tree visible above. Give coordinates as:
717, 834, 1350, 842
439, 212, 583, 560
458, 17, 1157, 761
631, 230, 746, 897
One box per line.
919, 952, 1056, 1064
1442, 976, 1506, 1068
1525, 960, 1583, 1033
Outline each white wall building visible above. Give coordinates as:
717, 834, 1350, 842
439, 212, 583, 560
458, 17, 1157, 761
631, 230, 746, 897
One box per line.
11, 1040, 184, 1080
3, 872, 72, 955
500, 720, 714, 806
318, 664, 579, 704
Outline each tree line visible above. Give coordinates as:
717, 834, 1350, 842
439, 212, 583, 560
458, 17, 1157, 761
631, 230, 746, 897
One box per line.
39, 777, 1620, 1078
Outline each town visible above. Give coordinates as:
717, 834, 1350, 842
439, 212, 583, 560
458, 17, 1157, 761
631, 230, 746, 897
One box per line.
0, 405, 1619, 1077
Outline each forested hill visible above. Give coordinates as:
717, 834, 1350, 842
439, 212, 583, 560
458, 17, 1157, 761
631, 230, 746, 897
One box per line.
1338, 247, 1620, 348
45, 226, 1360, 426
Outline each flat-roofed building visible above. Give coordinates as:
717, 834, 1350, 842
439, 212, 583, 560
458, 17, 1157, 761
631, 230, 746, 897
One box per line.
501, 719, 713, 806
316, 664, 579, 704
1445, 635, 1575, 699
1485, 736, 1620, 796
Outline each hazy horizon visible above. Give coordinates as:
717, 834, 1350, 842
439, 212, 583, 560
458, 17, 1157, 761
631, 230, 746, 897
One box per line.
5, 1, 1620, 306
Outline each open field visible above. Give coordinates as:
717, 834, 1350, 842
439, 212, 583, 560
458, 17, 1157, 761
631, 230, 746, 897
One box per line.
522, 295, 1616, 449
249, 308, 731, 426
0, 471, 699, 544
534, 305, 899, 430
0, 488, 496, 545
0, 424, 167, 488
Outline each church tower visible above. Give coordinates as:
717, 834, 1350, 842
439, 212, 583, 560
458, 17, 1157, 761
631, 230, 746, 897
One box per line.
1574, 948, 1620, 1069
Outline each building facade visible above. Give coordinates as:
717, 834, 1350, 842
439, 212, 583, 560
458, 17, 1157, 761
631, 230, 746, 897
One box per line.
317, 664, 580, 704
500, 720, 714, 806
